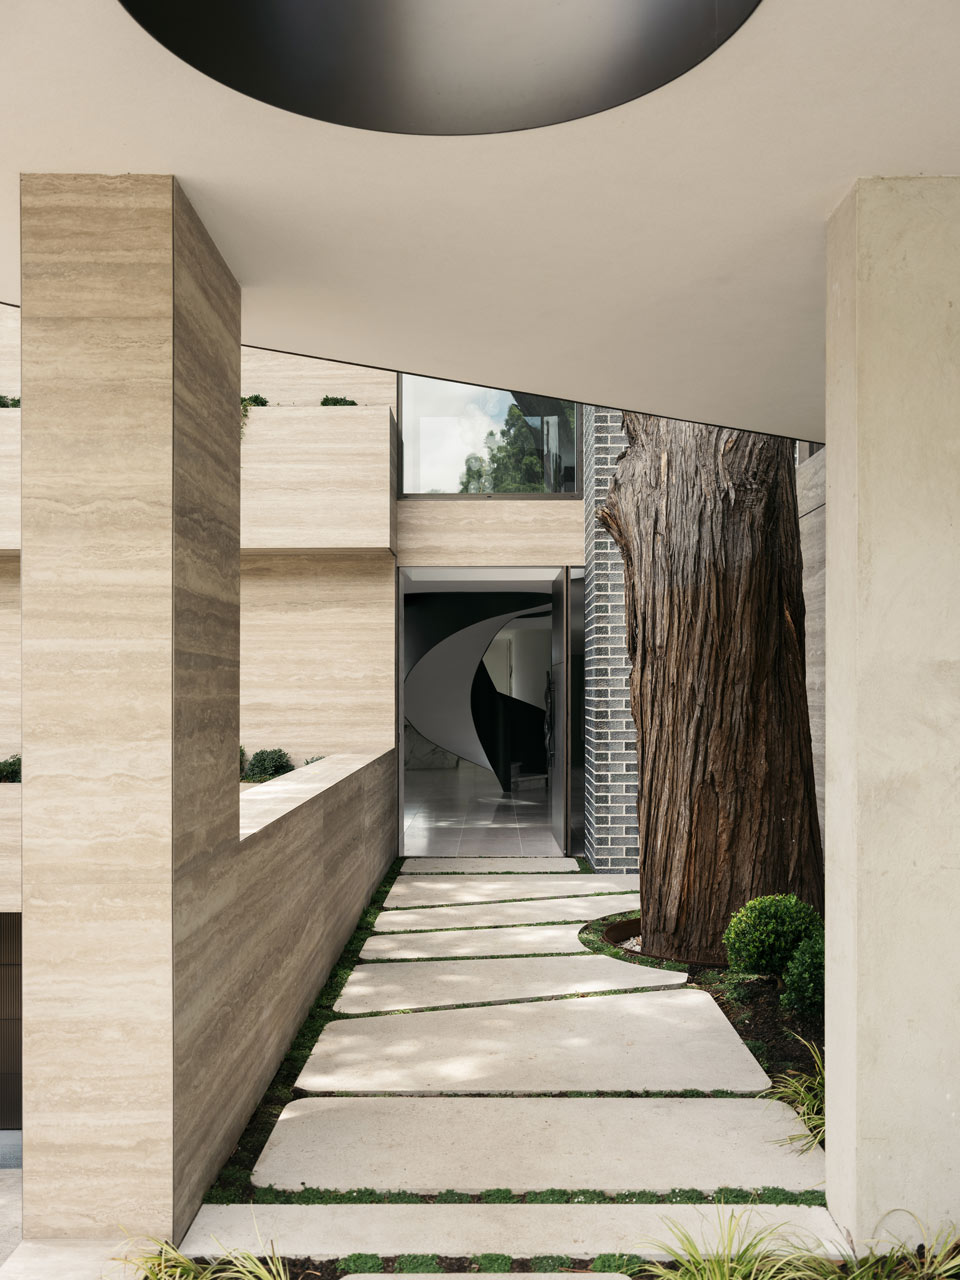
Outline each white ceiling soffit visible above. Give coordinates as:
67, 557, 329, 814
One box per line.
4, 1, 960, 442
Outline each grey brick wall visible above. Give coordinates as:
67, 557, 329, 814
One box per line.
583, 405, 640, 872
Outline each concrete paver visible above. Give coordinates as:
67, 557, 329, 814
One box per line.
360, 923, 588, 960
297, 990, 770, 1094
253, 1096, 823, 1193
181, 1204, 846, 1261
375, 893, 641, 932
0, 1240, 126, 1280
384, 874, 635, 909
335, 954, 686, 1013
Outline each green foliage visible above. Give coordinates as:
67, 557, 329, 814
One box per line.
762, 1035, 825, 1153
528, 1257, 573, 1271
0, 754, 20, 783
395, 1255, 441, 1273
0, 395, 19, 409
459, 398, 576, 494
640, 1211, 832, 1279
834, 1222, 960, 1278
240, 393, 269, 438
479, 1187, 514, 1203
240, 746, 246, 779
460, 404, 543, 493
339, 1254, 383, 1274
781, 925, 824, 1020
302, 754, 325, 766
243, 748, 294, 783
723, 894, 822, 978
471, 1256, 512, 1272
637, 1217, 960, 1280
124, 1238, 288, 1279
591, 1255, 645, 1273
321, 395, 358, 406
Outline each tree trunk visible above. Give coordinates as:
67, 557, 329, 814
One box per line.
598, 414, 823, 965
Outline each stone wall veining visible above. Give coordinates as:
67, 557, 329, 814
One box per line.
20, 172, 180, 1238
241, 550, 397, 767
170, 182, 242, 1239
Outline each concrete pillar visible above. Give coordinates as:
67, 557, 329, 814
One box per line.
20, 175, 240, 1239
825, 178, 960, 1244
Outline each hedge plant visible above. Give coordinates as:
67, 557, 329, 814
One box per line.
0, 395, 19, 409
722, 893, 822, 978
240, 392, 269, 438
781, 924, 825, 1019
321, 394, 358, 406
243, 747, 294, 783
0, 754, 20, 783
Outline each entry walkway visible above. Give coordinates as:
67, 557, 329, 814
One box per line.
184, 814, 841, 1262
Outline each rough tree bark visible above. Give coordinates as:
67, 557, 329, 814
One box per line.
599, 414, 823, 965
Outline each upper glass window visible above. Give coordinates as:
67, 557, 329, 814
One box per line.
401, 375, 580, 496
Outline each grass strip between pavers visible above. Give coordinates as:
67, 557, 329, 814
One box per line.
233, 1185, 827, 1207
335, 985, 692, 1019
381, 890, 633, 911
217, 1250, 842, 1280
357, 952, 589, 963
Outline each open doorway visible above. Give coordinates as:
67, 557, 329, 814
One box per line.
400, 568, 584, 858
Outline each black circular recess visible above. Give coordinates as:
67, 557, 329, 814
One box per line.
118, 0, 763, 136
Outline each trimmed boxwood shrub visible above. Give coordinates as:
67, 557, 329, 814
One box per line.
0, 754, 20, 783
321, 394, 358, 406
243, 747, 294, 783
781, 925, 825, 1019
723, 893, 822, 977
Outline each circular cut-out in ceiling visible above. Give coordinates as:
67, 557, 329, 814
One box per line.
118, 0, 763, 136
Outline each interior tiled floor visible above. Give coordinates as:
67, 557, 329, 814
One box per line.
402, 764, 563, 858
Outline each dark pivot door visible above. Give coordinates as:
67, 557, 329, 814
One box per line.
549, 568, 585, 854
549, 570, 568, 848
568, 571, 585, 855
0, 913, 20, 1129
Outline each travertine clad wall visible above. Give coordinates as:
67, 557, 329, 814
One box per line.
397, 497, 584, 567
0, 558, 18, 759
242, 406, 395, 550
20, 174, 239, 1239
0, 413, 18, 552
825, 178, 960, 1244
0, 305, 18, 395
170, 184, 242, 1239
241, 550, 397, 765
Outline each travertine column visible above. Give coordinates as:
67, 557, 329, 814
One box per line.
825, 178, 960, 1244
20, 175, 239, 1239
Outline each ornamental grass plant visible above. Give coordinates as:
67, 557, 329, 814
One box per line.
762, 1034, 825, 1152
